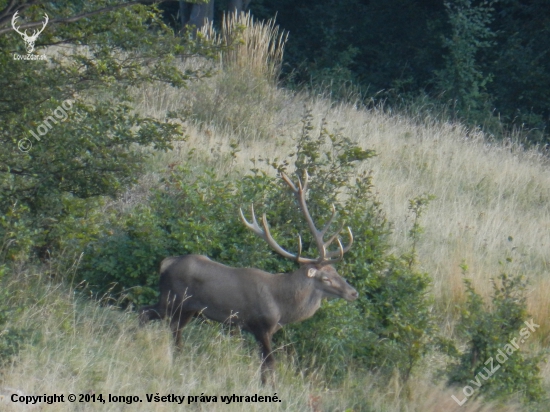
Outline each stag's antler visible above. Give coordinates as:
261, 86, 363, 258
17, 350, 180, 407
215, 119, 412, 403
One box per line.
240, 171, 353, 264
12, 11, 49, 54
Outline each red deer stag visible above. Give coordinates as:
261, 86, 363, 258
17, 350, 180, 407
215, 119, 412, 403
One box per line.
139, 172, 358, 384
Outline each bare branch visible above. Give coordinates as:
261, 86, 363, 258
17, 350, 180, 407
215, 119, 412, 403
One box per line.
0, 0, 20, 22
0, 0, 45, 27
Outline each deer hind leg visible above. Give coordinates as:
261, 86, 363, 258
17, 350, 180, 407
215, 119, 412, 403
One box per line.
170, 310, 195, 350
138, 304, 162, 326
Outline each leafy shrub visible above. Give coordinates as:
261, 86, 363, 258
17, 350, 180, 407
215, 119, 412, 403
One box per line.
80, 170, 232, 305
284, 190, 435, 382
0, 1, 218, 263
447, 267, 544, 404
79, 111, 436, 382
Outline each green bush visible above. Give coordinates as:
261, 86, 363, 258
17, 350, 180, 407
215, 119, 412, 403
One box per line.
435, 0, 495, 118
447, 267, 544, 404
0, 1, 219, 263
284, 190, 435, 382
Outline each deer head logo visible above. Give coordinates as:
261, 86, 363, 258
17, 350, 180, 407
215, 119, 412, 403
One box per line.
12, 11, 49, 54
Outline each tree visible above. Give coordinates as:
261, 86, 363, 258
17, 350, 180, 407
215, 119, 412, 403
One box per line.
434, 0, 495, 116
176, 0, 252, 30
486, 0, 550, 139
251, 0, 550, 142
0, 0, 216, 260
227, 0, 252, 14
180, 0, 214, 29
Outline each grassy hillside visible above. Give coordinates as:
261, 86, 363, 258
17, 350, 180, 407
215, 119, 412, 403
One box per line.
0, 270, 525, 411
137, 60, 550, 341
1, 14, 549, 412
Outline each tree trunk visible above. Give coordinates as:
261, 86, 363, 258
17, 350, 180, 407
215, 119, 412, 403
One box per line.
186, 0, 214, 30
180, 0, 250, 31
228, 0, 252, 14
228, 0, 242, 14
179, 1, 188, 29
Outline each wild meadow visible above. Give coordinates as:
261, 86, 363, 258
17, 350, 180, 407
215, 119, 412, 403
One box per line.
1, 10, 549, 412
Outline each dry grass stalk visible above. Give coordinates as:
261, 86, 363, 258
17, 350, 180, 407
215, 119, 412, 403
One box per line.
200, 11, 288, 82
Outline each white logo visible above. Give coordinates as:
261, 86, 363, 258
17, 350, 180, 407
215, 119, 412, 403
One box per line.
12, 10, 48, 54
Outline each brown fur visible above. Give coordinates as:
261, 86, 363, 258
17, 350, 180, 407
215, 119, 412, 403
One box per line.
139, 254, 358, 384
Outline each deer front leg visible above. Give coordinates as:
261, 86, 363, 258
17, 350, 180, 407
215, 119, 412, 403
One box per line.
253, 330, 276, 385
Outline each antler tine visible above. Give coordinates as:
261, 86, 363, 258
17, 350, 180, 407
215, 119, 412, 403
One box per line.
240, 204, 316, 264
332, 238, 345, 262
297, 170, 309, 192
323, 222, 344, 249
239, 205, 259, 232
320, 204, 338, 237
325, 227, 354, 259
281, 172, 298, 192
295, 176, 328, 261
281, 171, 326, 260
282, 170, 309, 192
259, 212, 317, 263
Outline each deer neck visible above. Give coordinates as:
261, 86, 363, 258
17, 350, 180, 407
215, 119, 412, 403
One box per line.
275, 272, 324, 325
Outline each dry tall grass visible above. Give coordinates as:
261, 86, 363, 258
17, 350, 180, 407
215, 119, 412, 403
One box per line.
200, 11, 288, 82
137, 74, 550, 341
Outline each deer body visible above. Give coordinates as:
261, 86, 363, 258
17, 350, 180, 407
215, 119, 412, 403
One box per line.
140, 172, 358, 383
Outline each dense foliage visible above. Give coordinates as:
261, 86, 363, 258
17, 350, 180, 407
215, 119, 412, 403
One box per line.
0, 0, 214, 365
447, 268, 544, 404
244, 0, 550, 142
0, 0, 215, 261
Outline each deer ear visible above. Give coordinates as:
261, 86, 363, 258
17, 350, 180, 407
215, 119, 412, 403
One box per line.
307, 268, 317, 278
